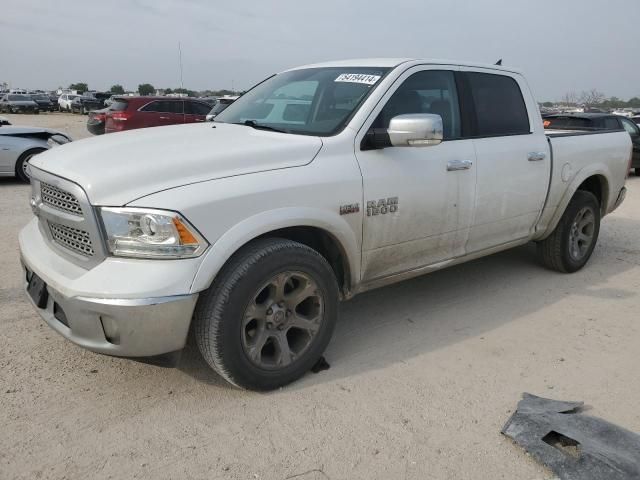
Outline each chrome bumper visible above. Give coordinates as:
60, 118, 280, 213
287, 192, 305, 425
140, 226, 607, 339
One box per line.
22, 265, 198, 357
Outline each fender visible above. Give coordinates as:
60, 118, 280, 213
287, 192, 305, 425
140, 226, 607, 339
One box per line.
189, 207, 361, 294
536, 162, 611, 240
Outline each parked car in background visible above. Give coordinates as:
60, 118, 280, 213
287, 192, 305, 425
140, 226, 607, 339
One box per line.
0, 115, 11, 126
198, 97, 218, 106
205, 95, 238, 121
0, 94, 40, 114
29, 94, 56, 112
612, 108, 635, 118
0, 126, 71, 182
20, 59, 632, 390
631, 115, 640, 126
104, 96, 211, 133
58, 94, 80, 111
544, 113, 640, 174
86, 107, 110, 135
104, 95, 118, 107
70, 92, 111, 114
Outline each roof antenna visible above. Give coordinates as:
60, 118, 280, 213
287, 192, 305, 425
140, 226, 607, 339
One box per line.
178, 41, 184, 90
495, 59, 503, 66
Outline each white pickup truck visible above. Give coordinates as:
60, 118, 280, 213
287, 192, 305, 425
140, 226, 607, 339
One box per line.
20, 59, 631, 390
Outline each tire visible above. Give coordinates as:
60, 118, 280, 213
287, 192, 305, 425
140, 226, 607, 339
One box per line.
194, 237, 339, 390
15, 148, 45, 183
635, 168, 640, 176
537, 190, 600, 273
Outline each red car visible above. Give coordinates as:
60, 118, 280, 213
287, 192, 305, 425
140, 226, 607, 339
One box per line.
105, 96, 212, 133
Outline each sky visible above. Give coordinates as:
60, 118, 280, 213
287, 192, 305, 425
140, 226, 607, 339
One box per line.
1, 0, 639, 101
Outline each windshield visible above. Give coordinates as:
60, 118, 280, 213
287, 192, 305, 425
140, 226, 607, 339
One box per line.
8, 95, 29, 101
215, 67, 390, 136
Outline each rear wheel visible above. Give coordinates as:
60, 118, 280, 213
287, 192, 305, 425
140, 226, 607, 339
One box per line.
194, 238, 339, 390
15, 148, 45, 183
537, 190, 600, 273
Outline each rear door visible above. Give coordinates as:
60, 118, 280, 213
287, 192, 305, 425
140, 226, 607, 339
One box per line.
460, 69, 550, 252
137, 100, 185, 128
184, 100, 210, 124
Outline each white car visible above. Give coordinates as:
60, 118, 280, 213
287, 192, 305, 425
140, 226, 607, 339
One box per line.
58, 94, 80, 112
0, 125, 71, 181
20, 58, 631, 390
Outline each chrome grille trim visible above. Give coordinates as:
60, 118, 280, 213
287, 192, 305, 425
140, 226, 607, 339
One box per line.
41, 182, 83, 216
48, 222, 95, 256
29, 166, 107, 268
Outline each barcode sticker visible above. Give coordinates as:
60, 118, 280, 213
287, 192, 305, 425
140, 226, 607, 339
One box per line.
334, 73, 381, 85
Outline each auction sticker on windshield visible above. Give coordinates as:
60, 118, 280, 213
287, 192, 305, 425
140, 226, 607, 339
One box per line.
334, 73, 381, 85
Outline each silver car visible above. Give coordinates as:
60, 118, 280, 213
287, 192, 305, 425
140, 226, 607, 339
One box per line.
0, 125, 71, 182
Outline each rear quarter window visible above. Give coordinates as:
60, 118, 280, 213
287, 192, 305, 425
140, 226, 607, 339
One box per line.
466, 72, 530, 136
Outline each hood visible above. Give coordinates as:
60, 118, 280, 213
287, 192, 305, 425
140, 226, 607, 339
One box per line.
30, 122, 323, 205
0, 126, 62, 136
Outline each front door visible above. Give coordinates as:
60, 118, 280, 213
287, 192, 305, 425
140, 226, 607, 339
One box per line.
355, 67, 477, 281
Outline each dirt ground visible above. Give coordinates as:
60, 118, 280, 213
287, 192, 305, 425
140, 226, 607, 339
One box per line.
1, 113, 639, 480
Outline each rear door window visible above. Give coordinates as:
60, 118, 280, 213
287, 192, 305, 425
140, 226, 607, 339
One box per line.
466, 72, 530, 136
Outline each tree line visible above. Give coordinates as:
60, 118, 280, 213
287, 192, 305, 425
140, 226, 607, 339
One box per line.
541, 90, 640, 109
66, 82, 239, 97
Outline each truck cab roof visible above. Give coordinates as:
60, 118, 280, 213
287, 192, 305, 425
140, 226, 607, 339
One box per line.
286, 58, 523, 74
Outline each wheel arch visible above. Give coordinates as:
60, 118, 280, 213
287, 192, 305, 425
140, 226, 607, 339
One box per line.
190, 208, 361, 299
538, 167, 611, 240
15, 146, 47, 179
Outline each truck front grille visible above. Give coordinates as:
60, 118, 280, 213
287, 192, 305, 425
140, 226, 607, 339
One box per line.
41, 182, 83, 216
48, 222, 94, 256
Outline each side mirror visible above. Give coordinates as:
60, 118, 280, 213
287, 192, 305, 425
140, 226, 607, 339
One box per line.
388, 113, 443, 147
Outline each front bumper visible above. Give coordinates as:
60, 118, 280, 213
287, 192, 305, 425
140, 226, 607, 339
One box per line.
11, 105, 39, 113
19, 218, 203, 357
22, 265, 198, 356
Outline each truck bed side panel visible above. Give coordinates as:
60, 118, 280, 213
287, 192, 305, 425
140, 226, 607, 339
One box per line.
534, 130, 630, 239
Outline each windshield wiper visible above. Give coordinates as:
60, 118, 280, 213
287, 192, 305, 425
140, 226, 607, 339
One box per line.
235, 120, 288, 133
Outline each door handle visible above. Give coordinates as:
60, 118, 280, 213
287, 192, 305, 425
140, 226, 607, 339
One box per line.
447, 160, 473, 171
159, 116, 170, 120
195, 119, 205, 122
528, 152, 546, 161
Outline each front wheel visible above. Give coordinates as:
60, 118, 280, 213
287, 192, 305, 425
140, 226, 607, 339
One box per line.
194, 238, 339, 390
537, 190, 600, 273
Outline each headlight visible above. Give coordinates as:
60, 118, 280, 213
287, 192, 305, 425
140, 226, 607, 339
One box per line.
99, 207, 208, 259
